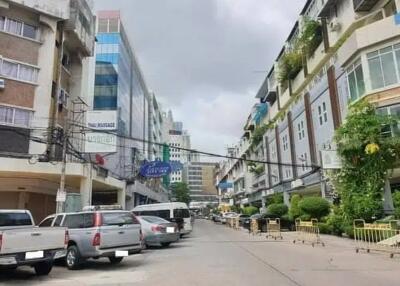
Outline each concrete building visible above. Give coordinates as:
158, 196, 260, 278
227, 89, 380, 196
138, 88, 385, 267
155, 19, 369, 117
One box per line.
186, 162, 219, 204
148, 92, 164, 161
93, 11, 168, 208
217, 0, 400, 211
0, 0, 125, 222
162, 110, 192, 184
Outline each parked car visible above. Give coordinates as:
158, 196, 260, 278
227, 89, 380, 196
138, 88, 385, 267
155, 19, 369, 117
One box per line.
39, 205, 143, 270
238, 214, 250, 226
220, 212, 238, 224
132, 202, 192, 236
0, 209, 68, 276
136, 216, 180, 247
211, 214, 221, 222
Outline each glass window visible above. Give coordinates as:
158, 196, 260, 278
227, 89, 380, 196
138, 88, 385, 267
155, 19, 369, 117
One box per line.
0, 106, 14, 124
53, 215, 63, 227
38, 217, 54, 227
98, 19, 108, 33
102, 212, 135, 226
0, 212, 32, 227
6, 18, 22, 35
368, 45, 400, 90
63, 214, 85, 229
2, 60, 18, 78
347, 59, 365, 101
141, 216, 169, 224
108, 19, 119, 33
23, 23, 37, 39
19, 65, 37, 82
173, 209, 190, 218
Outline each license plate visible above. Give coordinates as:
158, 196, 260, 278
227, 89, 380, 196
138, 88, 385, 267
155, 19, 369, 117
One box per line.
25, 251, 44, 260
115, 250, 128, 257
166, 227, 175, 233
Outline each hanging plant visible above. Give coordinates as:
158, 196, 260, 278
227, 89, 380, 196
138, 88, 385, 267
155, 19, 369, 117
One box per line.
278, 50, 303, 85
250, 121, 275, 149
300, 18, 323, 58
333, 100, 400, 221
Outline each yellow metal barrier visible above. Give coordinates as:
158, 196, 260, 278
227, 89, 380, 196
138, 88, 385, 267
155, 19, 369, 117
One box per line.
293, 219, 325, 247
234, 217, 240, 230
266, 218, 283, 240
250, 218, 261, 235
353, 219, 400, 258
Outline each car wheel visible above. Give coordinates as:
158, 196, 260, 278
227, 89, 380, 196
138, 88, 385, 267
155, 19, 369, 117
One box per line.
66, 245, 81, 270
108, 257, 123, 264
34, 261, 53, 276
161, 242, 171, 247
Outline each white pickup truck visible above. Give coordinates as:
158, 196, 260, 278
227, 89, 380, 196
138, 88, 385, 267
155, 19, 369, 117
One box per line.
0, 210, 68, 275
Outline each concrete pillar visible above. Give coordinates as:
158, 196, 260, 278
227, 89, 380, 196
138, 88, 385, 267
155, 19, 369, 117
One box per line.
80, 164, 92, 208
283, 191, 290, 207
321, 181, 327, 198
383, 180, 394, 214
17, 192, 29, 209
118, 188, 126, 209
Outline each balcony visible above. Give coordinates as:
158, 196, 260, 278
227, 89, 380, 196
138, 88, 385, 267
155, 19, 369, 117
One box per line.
318, 0, 340, 17
338, 13, 399, 67
353, 0, 380, 12
64, 0, 95, 57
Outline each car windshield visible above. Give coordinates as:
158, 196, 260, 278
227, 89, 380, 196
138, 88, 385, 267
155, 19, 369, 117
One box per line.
102, 212, 135, 226
140, 216, 170, 224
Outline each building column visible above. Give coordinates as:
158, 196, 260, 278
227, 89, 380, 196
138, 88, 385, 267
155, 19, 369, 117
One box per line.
283, 191, 290, 207
80, 164, 93, 208
383, 180, 394, 214
17, 192, 29, 209
321, 180, 327, 198
118, 188, 126, 209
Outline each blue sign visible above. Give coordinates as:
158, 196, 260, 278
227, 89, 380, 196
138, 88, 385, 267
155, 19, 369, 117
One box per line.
140, 160, 172, 178
218, 182, 233, 189
170, 161, 184, 172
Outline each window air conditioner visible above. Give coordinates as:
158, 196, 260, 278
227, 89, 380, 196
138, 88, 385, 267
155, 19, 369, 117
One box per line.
0, 79, 4, 90
329, 19, 341, 32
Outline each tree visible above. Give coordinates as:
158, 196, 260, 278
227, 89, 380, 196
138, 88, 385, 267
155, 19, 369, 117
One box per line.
334, 101, 400, 221
298, 197, 330, 220
171, 182, 191, 204
289, 194, 302, 220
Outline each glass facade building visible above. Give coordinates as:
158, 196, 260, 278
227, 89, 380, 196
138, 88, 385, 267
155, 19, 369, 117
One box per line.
94, 11, 146, 152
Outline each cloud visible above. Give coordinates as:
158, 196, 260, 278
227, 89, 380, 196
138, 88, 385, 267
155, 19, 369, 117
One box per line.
94, 0, 305, 157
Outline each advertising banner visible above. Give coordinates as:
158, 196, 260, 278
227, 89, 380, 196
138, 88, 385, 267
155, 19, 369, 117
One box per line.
85, 132, 117, 153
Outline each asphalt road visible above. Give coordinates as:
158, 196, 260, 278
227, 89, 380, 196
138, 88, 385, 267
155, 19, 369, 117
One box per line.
2, 220, 400, 285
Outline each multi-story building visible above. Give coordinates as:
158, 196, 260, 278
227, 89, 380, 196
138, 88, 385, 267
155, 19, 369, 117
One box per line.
0, 0, 124, 222
217, 0, 400, 211
186, 162, 219, 203
162, 110, 192, 184
148, 92, 164, 160
93, 11, 168, 208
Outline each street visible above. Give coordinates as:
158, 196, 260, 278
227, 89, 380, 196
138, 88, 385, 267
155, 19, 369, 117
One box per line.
1, 220, 400, 286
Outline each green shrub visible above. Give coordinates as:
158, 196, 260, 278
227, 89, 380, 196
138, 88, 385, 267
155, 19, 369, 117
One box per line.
289, 194, 302, 220
242, 206, 259, 216
298, 197, 331, 220
343, 224, 354, 239
318, 223, 333, 235
267, 203, 288, 217
326, 209, 346, 237
392, 191, 400, 219
299, 214, 311, 221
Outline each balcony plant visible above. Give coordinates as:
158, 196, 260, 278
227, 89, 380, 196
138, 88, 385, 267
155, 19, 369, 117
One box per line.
248, 162, 265, 176
300, 18, 323, 58
250, 121, 275, 150
278, 49, 303, 85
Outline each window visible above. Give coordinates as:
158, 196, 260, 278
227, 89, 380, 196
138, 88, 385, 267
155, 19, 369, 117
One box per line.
377, 104, 400, 137
300, 153, 308, 172
1, 17, 37, 40
108, 19, 119, 33
0, 59, 39, 83
347, 59, 365, 101
368, 44, 400, 90
0, 212, 32, 227
318, 102, 328, 126
38, 217, 54, 227
63, 214, 85, 229
53, 215, 63, 227
102, 212, 135, 226
0, 105, 31, 127
22, 23, 37, 39
297, 121, 305, 140
6, 18, 22, 35
282, 135, 289, 151
173, 209, 190, 218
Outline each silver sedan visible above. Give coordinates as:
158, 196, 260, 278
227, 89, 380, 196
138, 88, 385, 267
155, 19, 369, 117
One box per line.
136, 216, 180, 247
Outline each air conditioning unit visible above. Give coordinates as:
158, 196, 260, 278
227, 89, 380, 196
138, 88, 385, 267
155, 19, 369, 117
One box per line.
0, 78, 5, 90
329, 19, 342, 32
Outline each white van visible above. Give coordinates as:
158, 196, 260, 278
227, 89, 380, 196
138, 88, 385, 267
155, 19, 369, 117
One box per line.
132, 203, 192, 235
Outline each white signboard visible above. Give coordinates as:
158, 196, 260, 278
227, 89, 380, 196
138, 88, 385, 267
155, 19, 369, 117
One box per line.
86, 110, 117, 130
56, 189, 66, 202
85, 132, 117, 153
321, 150, 342, 169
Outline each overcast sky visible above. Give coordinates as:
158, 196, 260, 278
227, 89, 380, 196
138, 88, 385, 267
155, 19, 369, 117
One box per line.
94, 0, 305, 159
